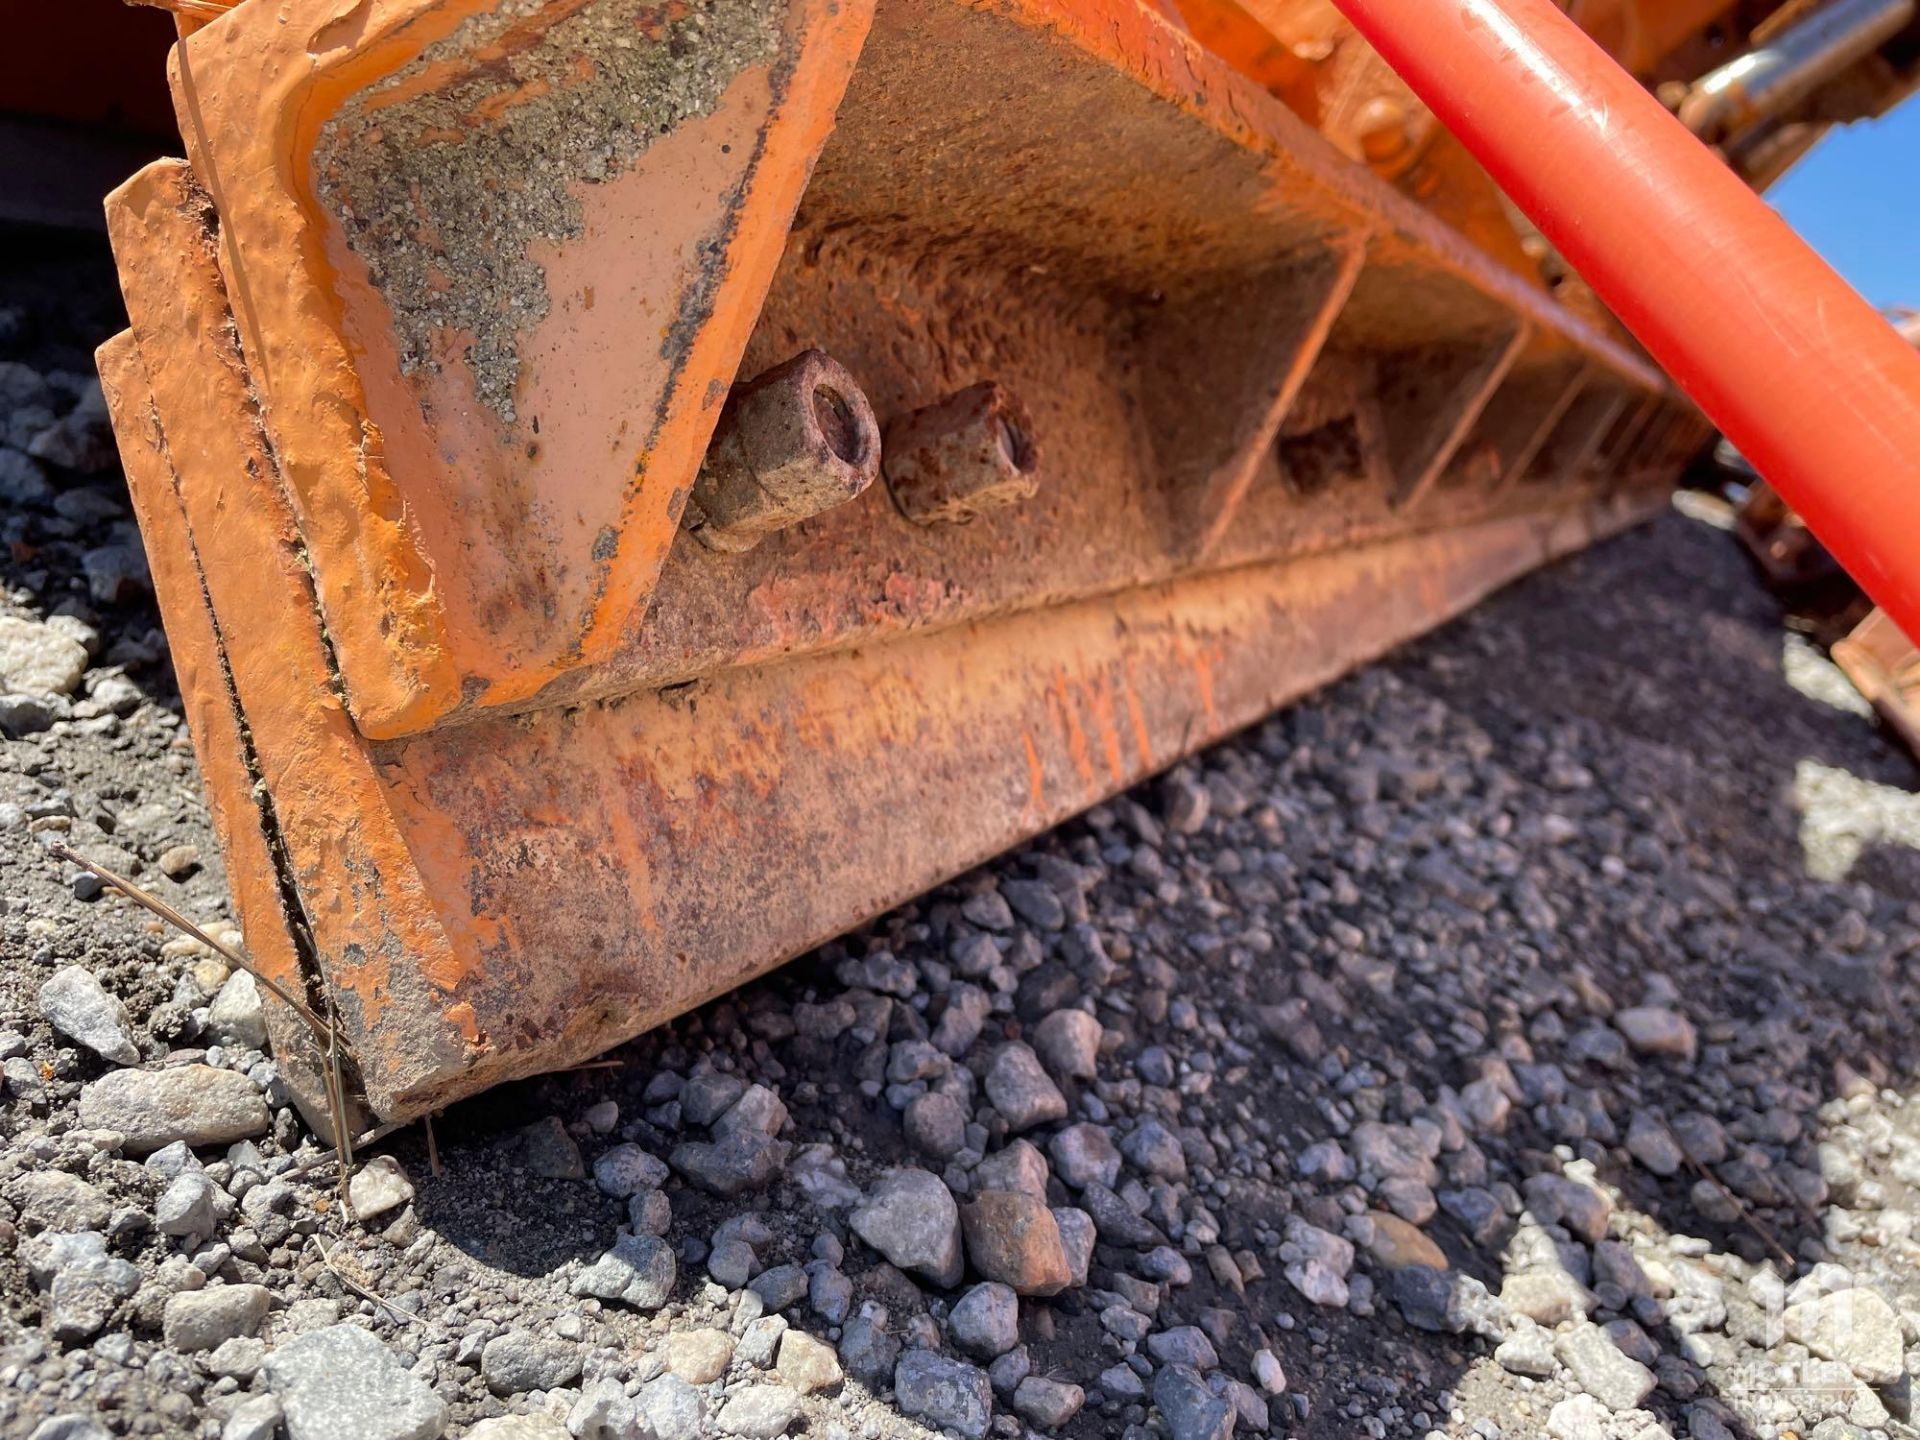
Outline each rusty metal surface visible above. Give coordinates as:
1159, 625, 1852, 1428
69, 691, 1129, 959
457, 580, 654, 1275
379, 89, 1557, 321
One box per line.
102, 0, 1707, 1119
1165, 0, 1744, 281
684, 350, 882, 553
882, 382, 1041, 528
164, 0, 1682, 738
113, 233, 1673, 1112
496, 0, 1686, 714
1834, 607, 1920, 758
1174, 0, 1920, 294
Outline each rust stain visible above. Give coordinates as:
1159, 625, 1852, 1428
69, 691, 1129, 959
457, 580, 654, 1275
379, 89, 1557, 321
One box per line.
1082, 671, 1127, 785
605, 756, 665, 938
1049, 671, 1097, 786
1174, 636, 1221, 728
1120, 661, 1154, 770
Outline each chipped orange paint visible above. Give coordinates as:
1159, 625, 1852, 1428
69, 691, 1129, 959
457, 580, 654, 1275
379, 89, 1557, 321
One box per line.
334, 951, 395, 1028
122, 462, 1675, 1121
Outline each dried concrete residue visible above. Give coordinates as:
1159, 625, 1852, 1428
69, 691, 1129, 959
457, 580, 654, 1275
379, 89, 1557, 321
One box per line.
313, 0, 783, 424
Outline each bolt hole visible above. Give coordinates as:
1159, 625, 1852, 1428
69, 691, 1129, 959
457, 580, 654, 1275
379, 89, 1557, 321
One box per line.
995, 413, 1037, 474
813, 385, 863, 465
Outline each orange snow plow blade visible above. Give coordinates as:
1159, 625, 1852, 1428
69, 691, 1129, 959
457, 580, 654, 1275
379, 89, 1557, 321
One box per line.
98, 0, 1699, 1121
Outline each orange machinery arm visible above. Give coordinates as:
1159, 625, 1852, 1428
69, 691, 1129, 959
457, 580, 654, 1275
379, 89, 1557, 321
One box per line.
1330, 0, 1920, 640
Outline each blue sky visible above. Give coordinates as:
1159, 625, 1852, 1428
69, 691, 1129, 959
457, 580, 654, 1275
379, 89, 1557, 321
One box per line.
1769, 96, 1920, 312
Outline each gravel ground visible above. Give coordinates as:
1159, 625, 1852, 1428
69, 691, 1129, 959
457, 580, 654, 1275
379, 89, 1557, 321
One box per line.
7, 227, 1920, 1440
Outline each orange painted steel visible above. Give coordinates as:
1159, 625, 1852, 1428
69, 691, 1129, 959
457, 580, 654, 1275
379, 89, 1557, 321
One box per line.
1169, 0, 1740, 291
1329, 0, 1920, 645
101, 0, 1702, 1120
169, 0, 876, 738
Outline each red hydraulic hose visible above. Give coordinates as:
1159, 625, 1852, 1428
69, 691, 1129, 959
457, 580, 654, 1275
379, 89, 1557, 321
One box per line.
1328, 0, 1920, 640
